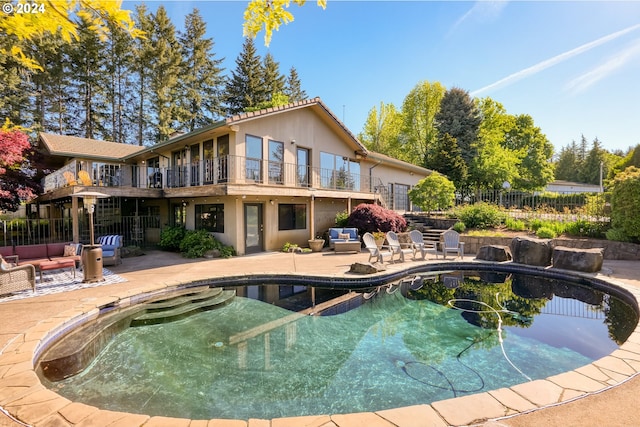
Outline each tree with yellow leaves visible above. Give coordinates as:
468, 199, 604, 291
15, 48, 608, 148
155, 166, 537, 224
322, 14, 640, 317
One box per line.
243, 0, 326, 46
0, 0, 142, 70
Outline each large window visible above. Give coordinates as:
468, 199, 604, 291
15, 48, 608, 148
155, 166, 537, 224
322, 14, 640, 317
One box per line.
195, 204, 224, 232
278, 204, 306, 230
319, 152, 360, 190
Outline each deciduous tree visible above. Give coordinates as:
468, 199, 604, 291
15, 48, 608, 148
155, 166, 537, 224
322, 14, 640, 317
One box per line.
408, 172, 456, 213
243, 0, 327, 46
358, 102, 403, 155
0, 125, 40, 211
400, 81, 445, 166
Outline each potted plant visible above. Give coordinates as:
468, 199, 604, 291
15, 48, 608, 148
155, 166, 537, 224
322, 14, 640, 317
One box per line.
372, 231, 386, 249
308, 236, 325, 252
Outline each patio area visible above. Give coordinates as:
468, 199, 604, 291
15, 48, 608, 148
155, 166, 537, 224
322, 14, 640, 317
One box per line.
1, 249, 640, 426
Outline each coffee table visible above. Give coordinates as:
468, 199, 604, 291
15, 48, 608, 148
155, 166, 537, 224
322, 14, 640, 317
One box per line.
334, 241, 361, 253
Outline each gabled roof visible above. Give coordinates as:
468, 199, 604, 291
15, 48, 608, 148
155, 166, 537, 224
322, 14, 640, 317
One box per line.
225, 97, 368, 154
39, 133, 145, 161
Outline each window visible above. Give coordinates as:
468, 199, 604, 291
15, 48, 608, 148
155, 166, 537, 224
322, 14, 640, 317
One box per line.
268, 139, 284, 184
245, 134, 262, 182
395, 184, 410, 211
195, 204, 224, 232
319, 151, 360, 190
297, 147, 310, 187
278, 204, 306, 230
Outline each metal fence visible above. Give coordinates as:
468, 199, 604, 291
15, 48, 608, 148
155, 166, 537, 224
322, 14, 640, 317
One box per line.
454, 189, 609, 223
0, 215, 161, 248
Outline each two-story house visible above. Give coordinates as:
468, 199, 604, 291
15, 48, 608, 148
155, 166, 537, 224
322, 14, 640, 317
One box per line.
36, 98, 430, 255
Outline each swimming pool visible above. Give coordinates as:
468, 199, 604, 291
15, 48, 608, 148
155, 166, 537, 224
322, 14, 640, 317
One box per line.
38, 268, 638, 420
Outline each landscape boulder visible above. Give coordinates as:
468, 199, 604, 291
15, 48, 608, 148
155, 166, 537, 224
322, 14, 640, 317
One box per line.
552, 246, 604, 273
511, 236, 552, 266
348, 262, 386, 274
476, 245, 512, 262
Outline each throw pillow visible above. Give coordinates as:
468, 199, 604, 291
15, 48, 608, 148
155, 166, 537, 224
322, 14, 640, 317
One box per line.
338, 233, 350, 240
63, 244, 77, 257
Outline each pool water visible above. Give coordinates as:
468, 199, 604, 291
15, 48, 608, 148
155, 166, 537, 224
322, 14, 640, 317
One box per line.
45, 272, 637, 420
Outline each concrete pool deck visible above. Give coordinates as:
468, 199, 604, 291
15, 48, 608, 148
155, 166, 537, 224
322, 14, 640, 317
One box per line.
1, 249, 640, 427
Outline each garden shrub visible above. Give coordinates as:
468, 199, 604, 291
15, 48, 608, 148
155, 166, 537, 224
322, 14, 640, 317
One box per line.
564, 219, 608, 239
180, 229, 217, 258
452, 221, 466, 233
610, 166, 640, 242
335, 210, 349, 227
536, 227, 556, 239
346, 203, 407, 234
408, 172, 456, 213
179, 229, 236, 258
504, 217, 526, 231
455, 202, 505, 229
605, 228, 632, 242
158, 225, 186, 252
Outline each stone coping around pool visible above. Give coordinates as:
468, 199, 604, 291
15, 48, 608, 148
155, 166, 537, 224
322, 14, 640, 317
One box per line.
1, 261, 640, 427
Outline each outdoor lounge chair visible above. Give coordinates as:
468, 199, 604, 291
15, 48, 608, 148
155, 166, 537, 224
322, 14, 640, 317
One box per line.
362, 232, 392, 264
386, 231, 413, 263
0, 255, 36, 295
409, 229, 437, 260
441, 229, 465, 259
78, 170, 93, 186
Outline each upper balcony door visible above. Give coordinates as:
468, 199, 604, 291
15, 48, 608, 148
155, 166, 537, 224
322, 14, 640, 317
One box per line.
217, 134, 229, 183
297, 147, 310, 187
171, 149, 188, 188
190, 144, 200, 186
245, 134, 263, 183
268, 140, 284, 185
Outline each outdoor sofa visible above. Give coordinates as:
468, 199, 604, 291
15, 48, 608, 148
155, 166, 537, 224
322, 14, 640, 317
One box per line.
328, 227, 360, 249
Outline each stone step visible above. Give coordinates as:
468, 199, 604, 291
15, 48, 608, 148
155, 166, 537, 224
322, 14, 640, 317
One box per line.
130, 289, 236, 327
143, 287, 223, 313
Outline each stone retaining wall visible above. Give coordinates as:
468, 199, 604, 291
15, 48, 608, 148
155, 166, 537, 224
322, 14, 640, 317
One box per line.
460, 235, 640, 261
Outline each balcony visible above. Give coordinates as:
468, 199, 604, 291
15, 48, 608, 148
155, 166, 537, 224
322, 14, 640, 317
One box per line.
42, 155, 384, 196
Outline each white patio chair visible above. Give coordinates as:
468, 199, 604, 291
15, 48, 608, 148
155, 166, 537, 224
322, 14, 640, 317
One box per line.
442, 229, 465, 259
409, 229, 437, 260
386, 231, 413, 263
362, 232, 393, 264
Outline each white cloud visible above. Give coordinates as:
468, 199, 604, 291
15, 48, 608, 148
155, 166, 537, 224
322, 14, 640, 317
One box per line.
471, 23, 640, 97
565, 38, 640, 94
448, 0, 509, 37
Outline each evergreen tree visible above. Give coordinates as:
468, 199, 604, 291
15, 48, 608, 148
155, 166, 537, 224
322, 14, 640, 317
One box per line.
66, 16, 110, 139
28, 36, 72, 134
133, 4, 155, 145
224, 38, 266, 114
554, 140, 580, 182
581, 138, 607, 185
427, 132, 468, 188
105, 22, 136, 143
178, 8, 225, 132
262, 53, 285, 99
434, 87, 481, 172
148, 6, 183, 142
0, 53, 32, 128
284, 67, 307, 102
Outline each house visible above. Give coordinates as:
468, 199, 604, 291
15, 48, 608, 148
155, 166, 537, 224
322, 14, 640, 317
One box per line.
543, 180, 602, 194
34, 98, 430, 255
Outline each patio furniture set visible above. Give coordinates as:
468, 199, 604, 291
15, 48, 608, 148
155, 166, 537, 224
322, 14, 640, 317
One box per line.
0, 235, 123, 296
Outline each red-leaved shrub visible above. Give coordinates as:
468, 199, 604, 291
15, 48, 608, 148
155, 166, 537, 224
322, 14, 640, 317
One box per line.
346, 203, 407, 234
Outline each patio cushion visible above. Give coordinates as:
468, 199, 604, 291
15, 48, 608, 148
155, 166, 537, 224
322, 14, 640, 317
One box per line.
343, 228, 359, 240
329, 228, 341, 239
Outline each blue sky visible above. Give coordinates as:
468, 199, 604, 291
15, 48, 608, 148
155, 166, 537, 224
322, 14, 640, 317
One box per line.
132, 1, 640, 154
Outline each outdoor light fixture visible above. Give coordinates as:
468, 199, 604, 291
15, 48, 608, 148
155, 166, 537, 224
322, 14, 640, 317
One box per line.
72, 191, 110, 246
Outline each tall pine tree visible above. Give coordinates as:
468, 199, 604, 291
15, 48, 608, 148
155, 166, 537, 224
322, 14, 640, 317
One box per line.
178, 8, 225, 132
262, 53, 285, 99
148, 6, 183, 142
284, 67, 307, 102
224, 38, 266, 114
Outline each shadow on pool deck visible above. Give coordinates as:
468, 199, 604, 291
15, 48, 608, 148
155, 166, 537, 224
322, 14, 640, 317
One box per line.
1, 249, 640, 426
